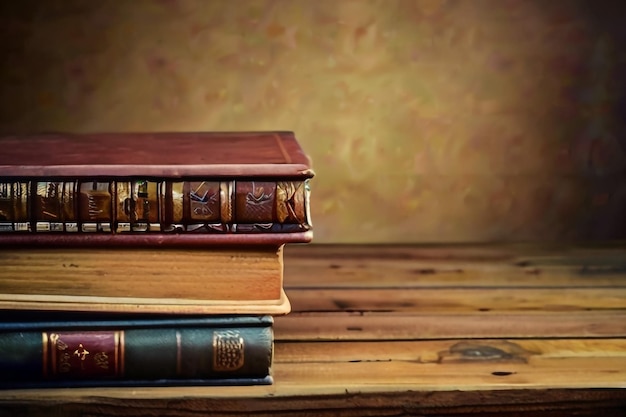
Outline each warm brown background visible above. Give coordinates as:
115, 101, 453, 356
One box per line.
1, 0, 625, 243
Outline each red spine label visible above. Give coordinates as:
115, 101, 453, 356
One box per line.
45, 331, 123, 379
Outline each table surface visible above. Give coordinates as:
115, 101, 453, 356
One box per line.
1, 243, 626, 416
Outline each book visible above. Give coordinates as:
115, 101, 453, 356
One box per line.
0, 131, 313, 247
0, 245, 291, 315
0, 313, 274, 388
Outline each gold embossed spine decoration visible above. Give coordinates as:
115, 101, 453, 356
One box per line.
33, 181, 66, 232
118, 330, 124, 377
0, 177, 312, 236
49, 333, 59, 376
61, 181, 78, 232
171, 182, 184, 223
115, 181, 132, 218
109, 330, 121, 377
293, 182, 306, 223
160, 181, 184, 231
276, 182, 290, 223
212, 330, 245, 372
0, 181, 31, 232
78, 181, 113, 232
44, 332, 122, 378
41, 332, 49, 378
159, 181, 168, 225
152, 180, 161, 231
116, 181, 132, 232
15, 182, 30, 221
0, 183, 11, 224
236, 181, 276, 223
134, 180, 159, 231
276, 181, 306, 224
304, 179, 313, 228
189, 181, 220, 222
220, 180, 234, 223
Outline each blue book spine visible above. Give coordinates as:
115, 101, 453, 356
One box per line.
0, 315, 273, 388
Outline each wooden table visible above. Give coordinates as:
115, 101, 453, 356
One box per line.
1, 244, 626, 416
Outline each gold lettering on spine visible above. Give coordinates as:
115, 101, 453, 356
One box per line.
213, 330, 245, 372
42, 332, 49, 377
220, 181, 234, 223
176, 331, 182, 376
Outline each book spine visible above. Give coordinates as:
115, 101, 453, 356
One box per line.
0, 178, 311, 234
0, 324, 272, 386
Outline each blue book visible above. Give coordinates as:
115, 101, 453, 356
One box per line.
0, 312, 273, 388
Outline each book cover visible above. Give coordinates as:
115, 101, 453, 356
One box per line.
0, 131, 313, 247
0, 313, 274, 388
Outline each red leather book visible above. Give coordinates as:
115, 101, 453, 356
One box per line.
0, 131, 313, 247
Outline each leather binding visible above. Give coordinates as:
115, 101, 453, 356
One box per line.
0, 131, 313, 248
0, 314, 273, 388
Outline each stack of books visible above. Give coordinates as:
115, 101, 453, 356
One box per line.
0, 131, 313, 388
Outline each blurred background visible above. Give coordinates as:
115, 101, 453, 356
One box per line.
0, 0, 625, 243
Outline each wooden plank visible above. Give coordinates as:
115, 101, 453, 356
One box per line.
285, 243, 626, 261
284, 244, 626, 265
1, 389, 625, 417
285, 287, 626, 313
273, 359, 626, 391
284, 244, 626, 288
274, 312, 626, 340
285, 260, 626, 288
